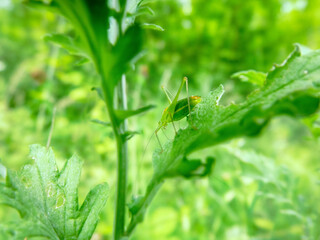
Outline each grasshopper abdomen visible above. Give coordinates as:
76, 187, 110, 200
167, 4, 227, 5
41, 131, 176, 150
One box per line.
172, 96, 201, 121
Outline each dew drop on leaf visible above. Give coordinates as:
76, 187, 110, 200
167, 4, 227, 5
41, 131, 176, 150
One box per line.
45, 182, 56, 197
21, 176, 32, 189
55, 193, 65, 209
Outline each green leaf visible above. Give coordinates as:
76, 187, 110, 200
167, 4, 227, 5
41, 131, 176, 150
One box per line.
295, 43, 313, 55
74, 57, 90, 66
91, 87, 105, 101
0, 162, 6, 179
128, 6, 155, 17
280, 209, 304, 220
115, 104, 155, 121
110, 24, 143, 84
232, 70, 266, 87
0, 144, 109, 240
141, 23, 165, 31
91, 119, 112, 127
0, 225, 10, 240
303, 111, 320, 137
23, 0, 57, 11
77, 183, 109, 240
128, 195, 144, 215
127, 45, 320, 232
164, 156, 215, 178
26, 0, 143, 105
152, 45, 320, 178
122, 130, 141, 141
224, 147, 280, 185
44, 33, 89, 59
27, 0, 111, 78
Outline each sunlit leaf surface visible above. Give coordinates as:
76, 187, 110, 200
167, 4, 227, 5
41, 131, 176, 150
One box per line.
0, 145, 109, 240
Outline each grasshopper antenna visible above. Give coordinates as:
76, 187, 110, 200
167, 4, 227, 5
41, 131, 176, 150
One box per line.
141, 130, 156, 165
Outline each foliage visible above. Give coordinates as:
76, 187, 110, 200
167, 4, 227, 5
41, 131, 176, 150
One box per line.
126, 45, 320, 235
0, 0, 320, 240
14, 0, 149, 239
0, 144, 109, 240
209, 146, 319, 239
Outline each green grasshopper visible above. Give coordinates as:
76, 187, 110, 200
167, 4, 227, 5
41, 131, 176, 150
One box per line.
155, 77, 201, 150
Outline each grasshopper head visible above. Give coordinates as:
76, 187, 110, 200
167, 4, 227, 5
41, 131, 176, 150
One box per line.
190, 95, 201, 105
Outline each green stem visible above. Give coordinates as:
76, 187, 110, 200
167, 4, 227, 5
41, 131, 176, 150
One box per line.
112, 2, 128, 237
99, 74, 128, 240
114, 75, 128, 240
97, 1, 128, 238
125, 177, 164, 237
97, 65, 126, 239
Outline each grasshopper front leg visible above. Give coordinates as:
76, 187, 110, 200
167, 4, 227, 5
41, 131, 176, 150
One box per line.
169, 112, 177, 135
155, 127, 163, 152
186, 77, 193, 124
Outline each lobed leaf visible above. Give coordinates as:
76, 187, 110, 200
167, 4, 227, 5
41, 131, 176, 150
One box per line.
0, 144, 109, 239
152, 45, 320, 178
127, 45, 320, 233
232, 70, 266, 87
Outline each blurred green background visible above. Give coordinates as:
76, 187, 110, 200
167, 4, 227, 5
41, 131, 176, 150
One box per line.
0, 0, 320, 239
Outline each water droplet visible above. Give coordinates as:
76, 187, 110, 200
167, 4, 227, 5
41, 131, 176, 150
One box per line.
45, 182, 56, 197
21, 176, 32, 188
55, 193, 65, 209
304, 70, 308, 74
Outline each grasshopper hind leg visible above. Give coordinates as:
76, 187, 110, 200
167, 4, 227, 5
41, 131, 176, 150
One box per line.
185, 77, 197, 129
186, 77, 192, 123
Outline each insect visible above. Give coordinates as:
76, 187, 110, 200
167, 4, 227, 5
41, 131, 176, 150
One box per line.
155, 77, 201, 150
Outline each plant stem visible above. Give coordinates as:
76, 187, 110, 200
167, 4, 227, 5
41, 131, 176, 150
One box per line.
98, 1, 128, 238
112, 0, 129, 236
113, 75, 128, 240
98, 69, 127, 240
125, 177, 164, 236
